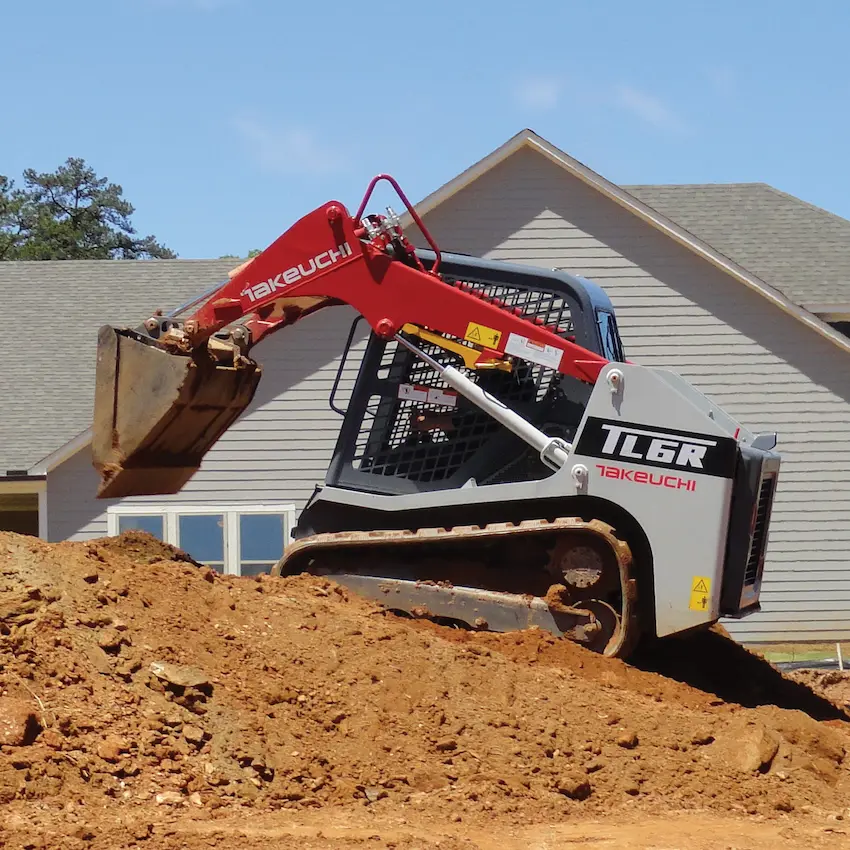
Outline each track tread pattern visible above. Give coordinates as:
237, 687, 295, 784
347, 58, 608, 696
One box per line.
272, 517, 640, 658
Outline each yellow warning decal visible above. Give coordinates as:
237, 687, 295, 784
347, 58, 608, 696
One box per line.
464, 322, 502, 348
689, 576, 712, 612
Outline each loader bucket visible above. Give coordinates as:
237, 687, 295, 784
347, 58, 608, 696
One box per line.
91, 325, 262, 499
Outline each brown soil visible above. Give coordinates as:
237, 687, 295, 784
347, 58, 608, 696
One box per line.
788, 669, 850, 712
1, 529, 850, 849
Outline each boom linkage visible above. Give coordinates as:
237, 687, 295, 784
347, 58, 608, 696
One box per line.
149, 174, 611, 386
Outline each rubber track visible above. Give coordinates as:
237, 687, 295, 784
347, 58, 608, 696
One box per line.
272, 517, 640, 658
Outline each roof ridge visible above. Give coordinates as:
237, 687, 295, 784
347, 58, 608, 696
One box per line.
757, 183, 850, 227
626, 182, 850, 228
623, 182, 771, 189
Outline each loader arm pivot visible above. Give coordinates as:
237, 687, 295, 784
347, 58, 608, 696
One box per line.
92, 174, 610, 498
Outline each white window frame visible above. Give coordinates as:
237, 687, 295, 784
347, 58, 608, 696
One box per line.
106, 504, 297, 575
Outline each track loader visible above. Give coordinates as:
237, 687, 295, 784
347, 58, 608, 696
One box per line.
91, 174, 781, 658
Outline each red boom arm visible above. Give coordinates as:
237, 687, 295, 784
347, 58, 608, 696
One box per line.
176, 176, 610, 384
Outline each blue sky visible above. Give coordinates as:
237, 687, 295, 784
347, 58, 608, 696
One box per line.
2, 0, 847, 259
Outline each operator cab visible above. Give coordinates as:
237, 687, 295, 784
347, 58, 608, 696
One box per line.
324, 251, 627, 497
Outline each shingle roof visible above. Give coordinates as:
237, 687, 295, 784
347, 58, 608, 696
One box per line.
0, 259, 239, 473
624, 183, 850, 313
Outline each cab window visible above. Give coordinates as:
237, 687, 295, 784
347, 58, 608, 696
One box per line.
596, 310, 625, 361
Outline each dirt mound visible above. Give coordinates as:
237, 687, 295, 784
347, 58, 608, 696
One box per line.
1, 530, 850, 849
629, 627, 850, 720
789, 669, 850, 711
88, 529, 202, 567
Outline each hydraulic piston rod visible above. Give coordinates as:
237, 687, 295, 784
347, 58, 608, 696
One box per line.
394, 332, 572, 471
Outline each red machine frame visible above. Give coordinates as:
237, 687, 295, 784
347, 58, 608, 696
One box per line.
169, 175, 610, 384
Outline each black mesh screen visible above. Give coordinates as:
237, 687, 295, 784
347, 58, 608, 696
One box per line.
744, 474, 777, 587
350, 276, 576, 485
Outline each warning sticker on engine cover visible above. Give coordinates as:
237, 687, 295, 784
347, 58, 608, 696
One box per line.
464, 322, 502, 348
689, 576, 711, 611
504, 333, 564, 370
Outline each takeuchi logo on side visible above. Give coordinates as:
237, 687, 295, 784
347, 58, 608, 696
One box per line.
595, 463, 697, 492
241, 242, 353, 303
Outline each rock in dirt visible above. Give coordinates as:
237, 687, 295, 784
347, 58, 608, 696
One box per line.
96, 735, 128, 763
182, 724, 206, 747
96, 628, 126, 652
557, 772, 592, 800
80, 564, 99, 584
0, 589, 43, 624
149, 661, 209, 689
616, 730, 639, 749
0, 698, 40, 746
715, 718, 781, 773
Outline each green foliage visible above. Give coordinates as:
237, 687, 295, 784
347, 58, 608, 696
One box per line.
218, 248, 262, 260
0, 175, 26, 260
0, 157, 175, 260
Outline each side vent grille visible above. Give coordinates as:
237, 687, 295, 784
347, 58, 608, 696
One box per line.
744, 474, 776, 588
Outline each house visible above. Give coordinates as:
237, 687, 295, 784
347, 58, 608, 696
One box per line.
3, 128, 850, 643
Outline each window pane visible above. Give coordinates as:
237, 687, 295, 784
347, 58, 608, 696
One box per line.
239, 514, 286, 563
596, 310, 624, 362
178, 514, 225, 564
240, 562, 274, 577
117, 514, 164, 539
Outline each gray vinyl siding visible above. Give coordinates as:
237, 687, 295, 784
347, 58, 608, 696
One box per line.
406, 147, 850, 644
47, 305, 367, 542
47, 447, 110, 540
